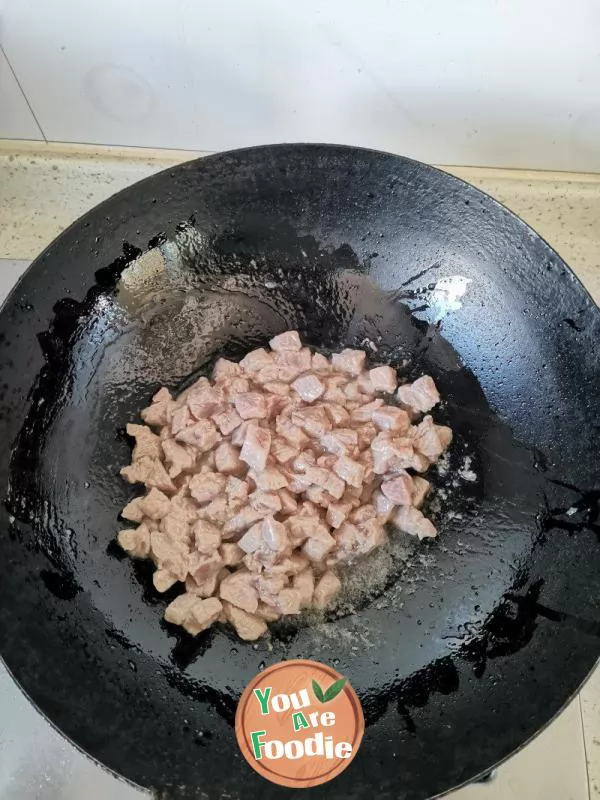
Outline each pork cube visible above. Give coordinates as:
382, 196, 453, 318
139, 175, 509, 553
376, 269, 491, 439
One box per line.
317, 454, 338, 470
184, 596, 223, 636
160, 513, 190, 542
331, 348, 366, 376
292, 450, 316, 473
220, 542, 245, 566
323, 402, 350, 425
269, 330, 302, 352
212, 357, 242, 381
197, 496, 230, 527
140, 488, 171, 520
357, 371, 375, 395
120, 457, 175, 494
192, 519, 222, 553
121, 496, 145, 523
127, 423, 162, 461
274, 588, 303, 615
381, 473, 414, 506
305, 486, 335, 508
240, 424, 271, 471
350, 504, 377, 524
271, 437, 300, 464
278, 488, 298, 514
189, 550, 224, 583
233, 392, 268, 421
162, 437, 196, 478
240, 348, 274, 374
263, 381, 291, 396
215, 441, 245, 475
256, 602, 281, 622
275, 417, 309, 447
153, 569, 178, 593
255, 573, 287, 605
211, 408, 243, 436
369, 365, 397, 394
222, 601, 268, 640
413, 416, 447, 460
219, 570, 259, 613
187, 384, 223, 420
350, 399, 384, 424
333, 455, 365, 489
293, 568, 315, 608
291, 406, 332, 437
176, 419, 221, 452
304, 466, 345, 500
302, 528, 336, 562
392, 506, 437, 540
170, 404, 193, 435
320, 428, 358, 456
372, 489, 396, 523
397, 375, 440, 413
222, 505, 264, 537
291, 373, 325, 403
326, 502, 353, 529
356, 424, 378, 450
164, 593, 199, 626
225, 475, 249, 504
312, 353, 331, 372
412, 476, 431, 508
249, 466, 288, 491
437, 425, 453, 451
275, 348, 312, 380
140, 387, 173, 427
313, 571, 341, 609
117, 526, 151, 558
150, 530, 187, 579
249, 490, 282, 516
371, 405, 410, 433
222, 376, 250, 399
189, 472, 226, 505
185, 570, 221, 598
357, 517, 387, 553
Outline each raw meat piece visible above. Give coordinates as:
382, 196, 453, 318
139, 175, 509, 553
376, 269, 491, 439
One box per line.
331, 348, 366, 376
240, 424, 271, 471
291, 374, 326, 403
392, 506, 437, 540
222, 601, 268, 640
313, 571, 341, 609
397, 375, 440, 414
269, 330, 302, 352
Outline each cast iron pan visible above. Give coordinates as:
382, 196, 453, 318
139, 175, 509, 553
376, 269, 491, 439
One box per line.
0, 144, 598, 800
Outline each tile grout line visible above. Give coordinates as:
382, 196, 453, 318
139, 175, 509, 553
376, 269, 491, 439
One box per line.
1, 46, 47, 143
579, 694, 592, 800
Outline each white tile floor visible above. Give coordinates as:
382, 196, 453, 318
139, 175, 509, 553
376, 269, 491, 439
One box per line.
0, 142, 599, 799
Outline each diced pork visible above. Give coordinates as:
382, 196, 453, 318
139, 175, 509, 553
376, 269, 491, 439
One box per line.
369, 365, 397, 393
397, 375, 440, 414
392, 506, 437, 539
292, 374, 325, 403
331, 348, 366, 376
240, 424, 271, 471
381, 473, 414, 506
269, 330, 302, 352
313, 571, 341, 609
118, 526, 151, 558
120, 334, 450, 641
222, 601, 268, 640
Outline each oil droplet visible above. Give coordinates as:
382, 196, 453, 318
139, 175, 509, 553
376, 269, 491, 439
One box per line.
258, 661, 265, 670
332, 658, 340, 667
230, 647, 238, 656
128, 660, 137, 672
84, 481, 90, 489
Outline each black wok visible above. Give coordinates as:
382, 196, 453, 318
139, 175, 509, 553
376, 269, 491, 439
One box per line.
0, 144, 598, 799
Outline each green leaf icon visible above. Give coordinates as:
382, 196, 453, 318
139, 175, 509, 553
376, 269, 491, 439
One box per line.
323, 677, 347, 702
312, 679, 325, 703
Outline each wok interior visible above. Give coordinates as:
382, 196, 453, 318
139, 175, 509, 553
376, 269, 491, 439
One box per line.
1, 145, 598, 798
